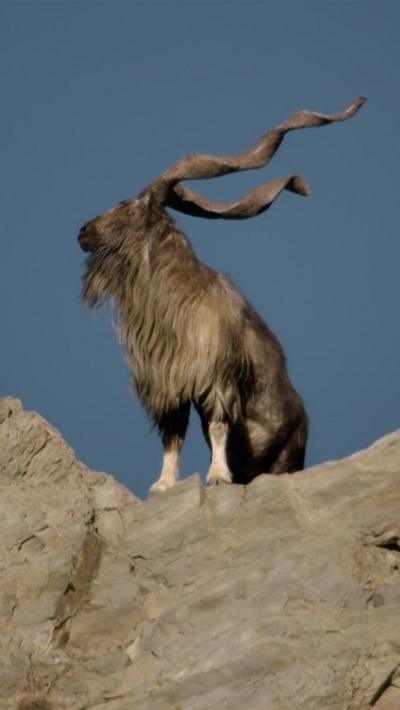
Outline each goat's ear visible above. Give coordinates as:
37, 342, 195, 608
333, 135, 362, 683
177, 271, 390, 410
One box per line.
137, 190, 165, 229
140, 191, 152, 207
143, 96, 366, 220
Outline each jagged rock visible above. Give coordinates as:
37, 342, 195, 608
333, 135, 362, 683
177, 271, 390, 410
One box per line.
0, 397, 399, 709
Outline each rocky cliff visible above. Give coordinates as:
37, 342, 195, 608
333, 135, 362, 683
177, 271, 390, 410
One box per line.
0, 397, 399, 709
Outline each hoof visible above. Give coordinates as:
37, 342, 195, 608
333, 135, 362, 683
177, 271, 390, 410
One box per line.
206, 464, 232, 487
149, 480, 176, 495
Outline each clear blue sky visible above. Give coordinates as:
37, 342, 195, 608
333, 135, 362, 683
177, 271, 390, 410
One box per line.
1, 2, 399, 499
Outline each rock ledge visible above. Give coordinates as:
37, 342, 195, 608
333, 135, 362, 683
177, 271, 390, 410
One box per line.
0, 397, 399, 709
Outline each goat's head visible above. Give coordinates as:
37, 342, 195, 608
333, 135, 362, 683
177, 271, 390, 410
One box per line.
78, 198, 150, 254
78, 95, 366, 251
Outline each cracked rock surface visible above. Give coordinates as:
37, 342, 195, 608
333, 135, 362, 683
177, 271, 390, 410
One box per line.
0, 397, 400, 709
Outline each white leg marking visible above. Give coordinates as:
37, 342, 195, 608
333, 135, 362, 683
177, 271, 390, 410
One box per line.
150, 449, 180, 494
206, 421, 233, 485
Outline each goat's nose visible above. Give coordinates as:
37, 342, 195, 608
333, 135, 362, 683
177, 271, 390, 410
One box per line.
78, 222, 96, 252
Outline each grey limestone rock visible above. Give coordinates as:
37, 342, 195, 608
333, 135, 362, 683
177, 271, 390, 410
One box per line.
0, 397, 399, 709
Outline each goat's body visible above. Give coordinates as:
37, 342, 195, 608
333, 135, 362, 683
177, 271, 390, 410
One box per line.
82, 202, 307, 485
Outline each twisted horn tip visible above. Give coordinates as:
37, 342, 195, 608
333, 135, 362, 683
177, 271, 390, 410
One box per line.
352, 95, 368, 111
289, 175, 311, 197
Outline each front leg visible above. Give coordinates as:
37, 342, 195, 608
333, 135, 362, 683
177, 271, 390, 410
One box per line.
150, 403, 190, 494
206, 421, 233, 485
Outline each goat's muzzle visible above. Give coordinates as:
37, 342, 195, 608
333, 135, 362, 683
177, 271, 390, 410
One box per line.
78, 221, 98, 252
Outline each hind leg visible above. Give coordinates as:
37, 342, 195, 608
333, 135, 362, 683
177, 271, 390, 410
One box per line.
150, 403, 190, 494
268, 420, 307, 475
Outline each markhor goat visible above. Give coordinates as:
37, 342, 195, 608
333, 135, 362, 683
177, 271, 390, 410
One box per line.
79, 96, 366, 493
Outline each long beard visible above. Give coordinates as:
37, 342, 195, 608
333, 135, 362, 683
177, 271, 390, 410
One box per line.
81, 247, 129, 309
